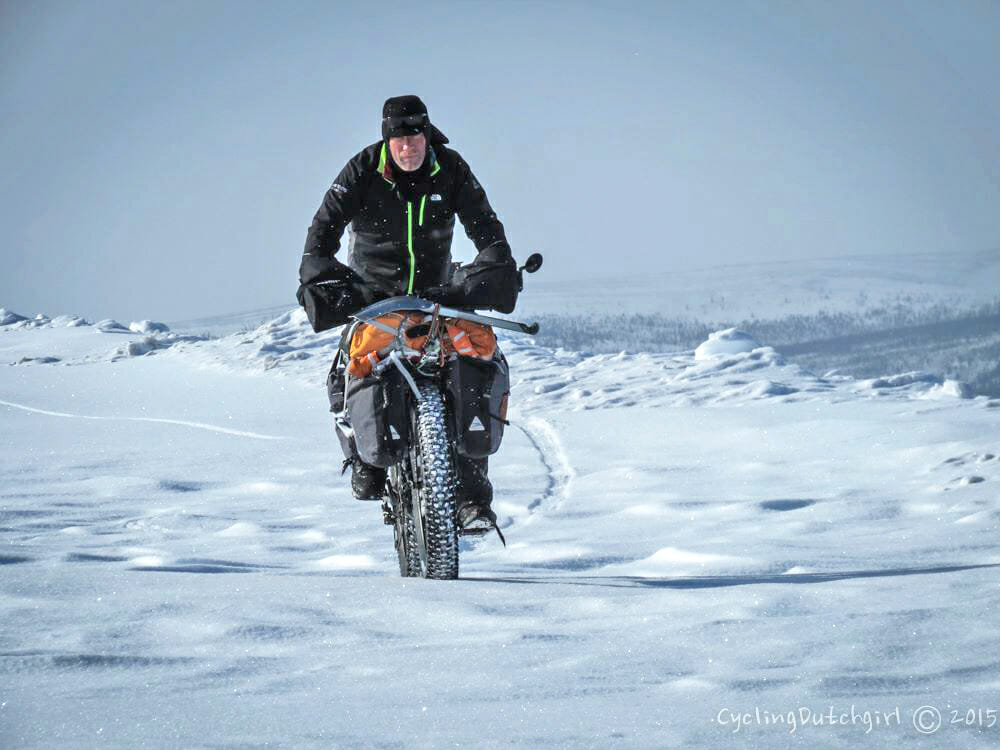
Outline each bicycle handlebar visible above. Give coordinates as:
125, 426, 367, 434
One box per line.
351, 296, 540, 336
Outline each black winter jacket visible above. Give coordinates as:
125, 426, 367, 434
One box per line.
299, 141, 516, 321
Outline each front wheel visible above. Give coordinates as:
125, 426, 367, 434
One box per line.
410, 382, 459, 579
389, 463, 421, 577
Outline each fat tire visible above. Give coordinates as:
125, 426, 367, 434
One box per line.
390, 465, 421, 577
413, 382, 459, 579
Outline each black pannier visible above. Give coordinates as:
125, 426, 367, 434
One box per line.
444, 352, 510, 458
341, 369, 411, 468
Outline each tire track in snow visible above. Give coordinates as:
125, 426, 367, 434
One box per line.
0, 398, 287, 440
510, 413, 574, 518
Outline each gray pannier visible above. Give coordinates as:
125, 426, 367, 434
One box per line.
444, 352, 510, 458
339, 369, 411, 468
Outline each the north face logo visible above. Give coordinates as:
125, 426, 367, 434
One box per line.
430, 194, 442, 201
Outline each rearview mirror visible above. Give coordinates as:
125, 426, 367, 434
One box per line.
521, 253, 543, 274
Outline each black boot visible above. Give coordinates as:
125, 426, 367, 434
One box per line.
457, 502, 497, 529
455, 456, 496, 529
344, 457, 386, 501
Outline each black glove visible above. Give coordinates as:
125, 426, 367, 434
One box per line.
448, 259, 519, 313
296, 262, 373, 332
297, 281, 363, 332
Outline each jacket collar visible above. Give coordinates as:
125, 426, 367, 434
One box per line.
377, 142, 441, 184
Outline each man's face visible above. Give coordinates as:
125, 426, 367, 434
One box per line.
388, 133, 427, 172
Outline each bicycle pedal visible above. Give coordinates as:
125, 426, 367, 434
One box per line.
458, 526, 492, 536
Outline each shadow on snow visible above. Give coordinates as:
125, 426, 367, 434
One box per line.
462, 562, 1000, 589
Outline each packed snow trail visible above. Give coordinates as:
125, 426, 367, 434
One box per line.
2, 313, 999, 749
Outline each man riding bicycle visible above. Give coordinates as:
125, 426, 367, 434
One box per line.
297, 94, 519, 531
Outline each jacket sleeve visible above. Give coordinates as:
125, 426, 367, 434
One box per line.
299, 155, 368, 285
450, 157, 520, 313
297, 153, 376, 332
453, 157, 513, 264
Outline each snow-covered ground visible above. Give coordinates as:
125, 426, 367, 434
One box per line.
2, 298, 1000, 748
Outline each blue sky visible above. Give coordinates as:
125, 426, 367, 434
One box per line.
2, 0, 998, 321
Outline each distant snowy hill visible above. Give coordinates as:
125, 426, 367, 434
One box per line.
158, 250, 1000, 335
516, 249, 1000, 319
3, 287, 999, 748
508, 251, 1000, 397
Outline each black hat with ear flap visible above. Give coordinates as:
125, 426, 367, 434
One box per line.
381, 95, 449, 143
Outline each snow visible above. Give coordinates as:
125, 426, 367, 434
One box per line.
128, 320, 170, 334
921, 380, 975, 400
0, 308, 28, 326
694, 328, 760, 360
2, 297, 1000, 748
95, 319, 130, 333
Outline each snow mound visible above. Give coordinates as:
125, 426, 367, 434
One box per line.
14, 356, 61, 365
1, 310, 90, 329
112, 334, 204, 359
259, 307, 310, 330
694, 328, 760, 360
675, 344, 787, 383
921, 379, 975, 400
853, 370, 979, 400
0, 308, 29, 326
116, 338, 159, 357
49, 314, 89, 327
159, 306, 344, 374
863, 371, 942, 389
717, 379, 799, 401
2, 313, 51, 330
603, 546, 752, 577
96, 319, 130, 332
129, 320, 171, 334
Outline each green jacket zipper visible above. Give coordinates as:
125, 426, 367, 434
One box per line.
406, 201, 416, 294
379, 144, 436, 295
405, 196, 428, 294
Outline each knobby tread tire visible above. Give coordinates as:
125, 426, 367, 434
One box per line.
391, 467, 421, 577
414, 382, 459, 579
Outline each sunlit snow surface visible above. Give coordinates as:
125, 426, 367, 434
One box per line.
2, 306, 1000, 749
